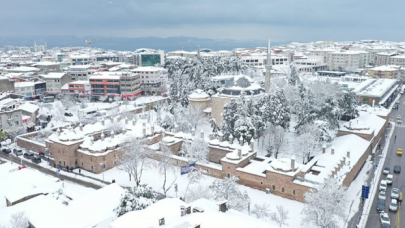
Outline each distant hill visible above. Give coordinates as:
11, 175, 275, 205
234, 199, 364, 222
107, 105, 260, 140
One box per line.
0, 36, 287, 52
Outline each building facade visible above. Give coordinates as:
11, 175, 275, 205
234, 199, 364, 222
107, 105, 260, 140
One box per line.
38, 73, 72, 94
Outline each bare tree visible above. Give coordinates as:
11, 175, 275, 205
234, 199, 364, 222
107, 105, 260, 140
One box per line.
116, 136, 150, 185
264, 124, 287, 159
294, 127, 321, 164
270, 205, 290, 227
184, 104, 208, 130
185, 183, 213, 203
9, 211, 28, 228
251, 203, 271, 219
156, 143, 177, 196
106, 120, 126, 134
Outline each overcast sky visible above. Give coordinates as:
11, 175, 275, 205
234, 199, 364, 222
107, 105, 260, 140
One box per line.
1, 0, 404, 43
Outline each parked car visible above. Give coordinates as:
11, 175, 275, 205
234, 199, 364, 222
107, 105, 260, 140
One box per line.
381, 223, 391, 228
379, 191, 387, 200
398, 119, 402, 124
13, 148, 23, 156
397, 148, 403, 156
1, 148, 11, 154
31, 155, 41, 164
389, 199, 398, 211
193, 207, 204, 213
380, 180, 387, 191
64, 112, 73, 117
383, 167, 390, 174
380, 212, 390, 225
23, 151, 34, 159
377, 199, 386, 212
397, 115, 401, 119
393, 105, 397, 109
386, 174, 393, 185
391, 188, 399, 199
394, 165, 401, 173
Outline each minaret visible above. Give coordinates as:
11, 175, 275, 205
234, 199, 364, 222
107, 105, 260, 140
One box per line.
197, 45, 200, 58
265, 39, 272, 93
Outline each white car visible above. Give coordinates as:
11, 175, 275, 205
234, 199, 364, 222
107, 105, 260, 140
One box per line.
379, 191, 387, 200
386, 174, 393, 185
391, 188, 399, 199
390, 199, 398, 211
380, 212, 390, 225
380, 180, 387, 191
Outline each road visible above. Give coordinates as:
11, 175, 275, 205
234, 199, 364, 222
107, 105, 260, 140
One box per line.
0, 152, 103, 190
366, 95, 405, 228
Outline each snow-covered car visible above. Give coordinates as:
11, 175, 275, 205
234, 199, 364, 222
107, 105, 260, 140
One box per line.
380, 212, 390, 225
379, 180, 387, 191
390, 199, 398, 211
394, 165, 401, 173
398, 119, 402, 124
383, 167, 390, 175
386, 174, 393, 185
379, 191, 387, 200
391, 188, 399, 199
397, 115, 402, 119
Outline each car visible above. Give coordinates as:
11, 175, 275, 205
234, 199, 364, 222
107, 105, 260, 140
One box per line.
394, 165, 401, 173
380, 212, 390, 225
192, 207, 204, 213
381, 223, 391, 228
396, 101, 400, 104
380, 180, 387, 191
383, 167, 390, 174
379, 191, 387, 200
1, 148, 11, 154
64, 112, 73, 117
377, 199, 386, 212
397, 115, 401, 119
391, 188, 399, 199
397, 148, 403, 156
31, 155, 41, 164
12, 148, 23, 156
23, 151, 34, 159
386, 174, 393, 185
393, 105, 397, 109
398, 119, 402, 124
390, 199, 398, 211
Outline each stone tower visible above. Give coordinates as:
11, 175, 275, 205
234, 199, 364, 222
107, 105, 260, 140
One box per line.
265, 39, 272, 93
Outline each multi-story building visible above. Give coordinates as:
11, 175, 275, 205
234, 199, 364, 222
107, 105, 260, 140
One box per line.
134, 49, 165, 66
89, 73, 121, 97
294, 57, 327, 73
389, 55, 405, 67
119, 73, 141, 99
68, 65, 95, 81
34, 81, 47, 96
375, 52, 397, 66
96, 53, 119, 62
240, 54, 289, 67
131, 67, 167, 94
328, 51, 365, 71
0, 76, 15, 93
308, 49, 335, 64
67, 81, 91, 97
166, 50, 197, 59
33, 62, 61, 72
67, 54, 97, 66
0, 99, 23, 132
14, 82, 36, 97
368, 66, 398, 79
38, 73, 72, 94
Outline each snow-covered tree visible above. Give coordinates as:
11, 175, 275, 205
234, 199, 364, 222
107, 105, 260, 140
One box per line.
60, 93, 75, 110
270, 205, 290, 227
182, 138, 209, 163
115, 184, 157, 217
233, 116, 256, 144
339, 90, 359, 120
156, 143, 177, 196
209, 176, 250, 212
209, 118, 220, 138
184, 104, 207, 130
184, 167, 205, 201
251, 203, 270, 219
185, 184, 213, 203
9, 211, 28, 228
294, 128, 321, 164
106, 120, 126, 134
221, 99, 238, 140
116, 136, 150, 185
288, 64, 300, 86
301, 178, 348, 228
294, 83, 317, 132
160, 115, 174, 131
317, 95, 340, 130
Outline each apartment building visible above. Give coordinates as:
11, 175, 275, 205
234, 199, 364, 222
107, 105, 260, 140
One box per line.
240, 54, 289, 67
309, 49, 335, 64
131, 67, 167, 92
67, 54, 97, 66
14, 82, 36, 97
33, 62, 61, 72
120, 73, 141, 99
389, 55, 405, 67
0, 76, 15, 93
68, 65, 94, 81
328, 51, 369, 71
368, 66, 398, 79
38, 73, 72, 94
0, 99, 23, 132
375, 52, 397, 66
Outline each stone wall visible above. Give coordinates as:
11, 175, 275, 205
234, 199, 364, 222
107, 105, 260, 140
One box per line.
16, 137, 46, 153
208, 146, 232, 163
342, 143, 372, 187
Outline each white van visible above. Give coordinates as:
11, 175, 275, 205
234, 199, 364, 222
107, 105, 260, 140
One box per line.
79, 107, 99, 118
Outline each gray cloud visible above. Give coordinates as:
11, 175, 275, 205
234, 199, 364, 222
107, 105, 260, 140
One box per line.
1, 0, 404, 42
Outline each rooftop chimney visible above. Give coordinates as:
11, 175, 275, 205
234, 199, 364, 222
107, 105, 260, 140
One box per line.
291, 155, 296, 170
237, 148, 242, 158
111, 130, 115, 138
200, 129, 204, 139
219, 131, 223, 142
158, 218, 165, 226
192, 128, 195, 137
347, 150, 350, 158
125, 117, 128, 125
322, 144, 326, 154
331, 147, 335, 155
180, 206, 186, 217
132, 120, 136, 126
239, 136, 243, 146
79, 123, 83, 132
218, 201, 228, 213
151, 125, 155, 135
102, 118, 105, 126
250, 138, 254, 151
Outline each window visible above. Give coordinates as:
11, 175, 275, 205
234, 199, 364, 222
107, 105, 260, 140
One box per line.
292, 190, 296, 195
272, 185, 276, 191
63, 161, 66, 166
59, 160, 61, 165
260, 181, 263, 185
207, 169, 210, 174
91, 166, 93, 170
75, 161, 78, 165
103, 156, 105, 161
227, 173, 230, 178
91, 157, 93, 161
81, 162, 83, 167
14, 114, 18, 118
15, 121, 19, 125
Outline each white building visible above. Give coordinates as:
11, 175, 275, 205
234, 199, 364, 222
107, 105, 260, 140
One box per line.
67, 65, 95, 81
67, 54, 97, 66
131, 67, 168, 92
38, 73, 72, 94
328, 51, 369, 71
14, 82, 36, 97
